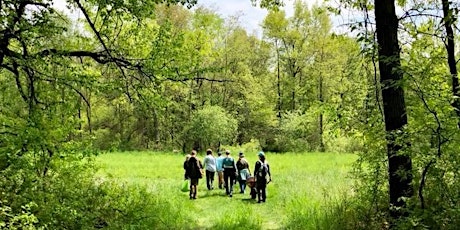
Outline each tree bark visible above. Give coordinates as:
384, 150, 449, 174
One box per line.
276, 40, 282, 122
153, 108, 160, 146
375, 0, 413, 220
441, 0, 460, 127
319, 74, 325, 152
86, 89, 92, 134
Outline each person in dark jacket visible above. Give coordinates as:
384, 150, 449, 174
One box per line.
185, 150, 203, 199
254, 151, 271, 203
183, 154, 191, 180
222, 150, 237, 197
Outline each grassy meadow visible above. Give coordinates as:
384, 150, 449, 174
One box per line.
95, 151, 357, 229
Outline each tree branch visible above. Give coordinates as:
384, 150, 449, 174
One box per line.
39, 76, 91, 109
409, 74, 447, 209
2, 62, 29, 102
165, 76, 234, 83
73, 0, 131, 81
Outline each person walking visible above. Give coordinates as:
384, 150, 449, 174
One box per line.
254, 151, 271, 203
183, 154, 191, 180
203, 149, 217, 190
215, 151, 225, 189
236, 151, 250, 194
185, 150, 203, 199
222, 150, 237, 197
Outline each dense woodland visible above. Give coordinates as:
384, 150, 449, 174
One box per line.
1, 0, 460, 229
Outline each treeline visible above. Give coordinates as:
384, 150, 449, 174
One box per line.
2, 0, 460, 228
77, 3, 368, 153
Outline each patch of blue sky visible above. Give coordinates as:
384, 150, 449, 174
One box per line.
51, 0, 369, 37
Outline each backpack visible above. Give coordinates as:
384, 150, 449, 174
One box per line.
257, 160, 268, 180
222, 157, 235, 169
187, 157, 202, 178
237, 158, 248, 170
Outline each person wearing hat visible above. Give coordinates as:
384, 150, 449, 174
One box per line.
254, 151, 271, 203
222, 150, 237, 197
236, 151, 250, 194
215, 151, 225, 189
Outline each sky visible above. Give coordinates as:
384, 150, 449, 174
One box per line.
196, 0, 325, 36
52, 0, 341, 37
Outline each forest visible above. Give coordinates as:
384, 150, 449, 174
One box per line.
1, 0, 460, 229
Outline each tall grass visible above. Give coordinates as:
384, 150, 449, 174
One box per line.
96, 151, 357, 229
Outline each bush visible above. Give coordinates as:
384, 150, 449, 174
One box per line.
284, 195, 385, 230
324, 134, 364, 153
0, 202, 41, 230
0, 156, 191, 229
92, 128, 121, 151
272, 111, 317, 152
238, 139, 262, 154
184, 105, 238, 150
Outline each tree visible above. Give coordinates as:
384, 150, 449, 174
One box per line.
185, 105, 237, 150
262, 10, 287, 122
374, 0, 413, 220
440, 0, 460, 127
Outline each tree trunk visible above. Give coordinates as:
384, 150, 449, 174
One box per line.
86, 90, 92, 135
188, 80, 194, 118
299, 72, 303, 109
441, 0, 460, 127
375, 0, 413, 220
319, 74, 325, 152
153, 108, 160, 146
78, 97, 82, 132
276, 40, 282, 122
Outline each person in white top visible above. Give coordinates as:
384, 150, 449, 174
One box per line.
203, 149, 217, 190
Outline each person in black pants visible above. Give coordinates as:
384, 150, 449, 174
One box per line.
222, 150, 237, 197
185, 150, 203, 199
203, 149, 216, 190
254, 151, 271, 203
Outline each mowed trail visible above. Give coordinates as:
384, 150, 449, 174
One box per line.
96, 152, 356, 229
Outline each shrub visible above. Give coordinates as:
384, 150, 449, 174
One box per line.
0, 202, 41, 230
284, 195, 385, 230
0, 156, 191, 229
275, 111, 317, 152
238, 139, 262, 153
184, 105, 238, 150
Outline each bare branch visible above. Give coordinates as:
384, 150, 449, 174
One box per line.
165, 76, 234, 83
39, 77, 91, 109
2, 62, 29, 102
73, 0, 110, 57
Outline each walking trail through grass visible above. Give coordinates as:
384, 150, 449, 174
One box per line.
96, 151, 357, 229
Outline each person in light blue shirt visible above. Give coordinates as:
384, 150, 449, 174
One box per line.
203, 149, 217, 190
215, 151, 225, 189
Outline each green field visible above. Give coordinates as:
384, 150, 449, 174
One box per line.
96, 152, 357, 229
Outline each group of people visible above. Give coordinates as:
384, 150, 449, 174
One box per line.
183, 149, 271, 203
